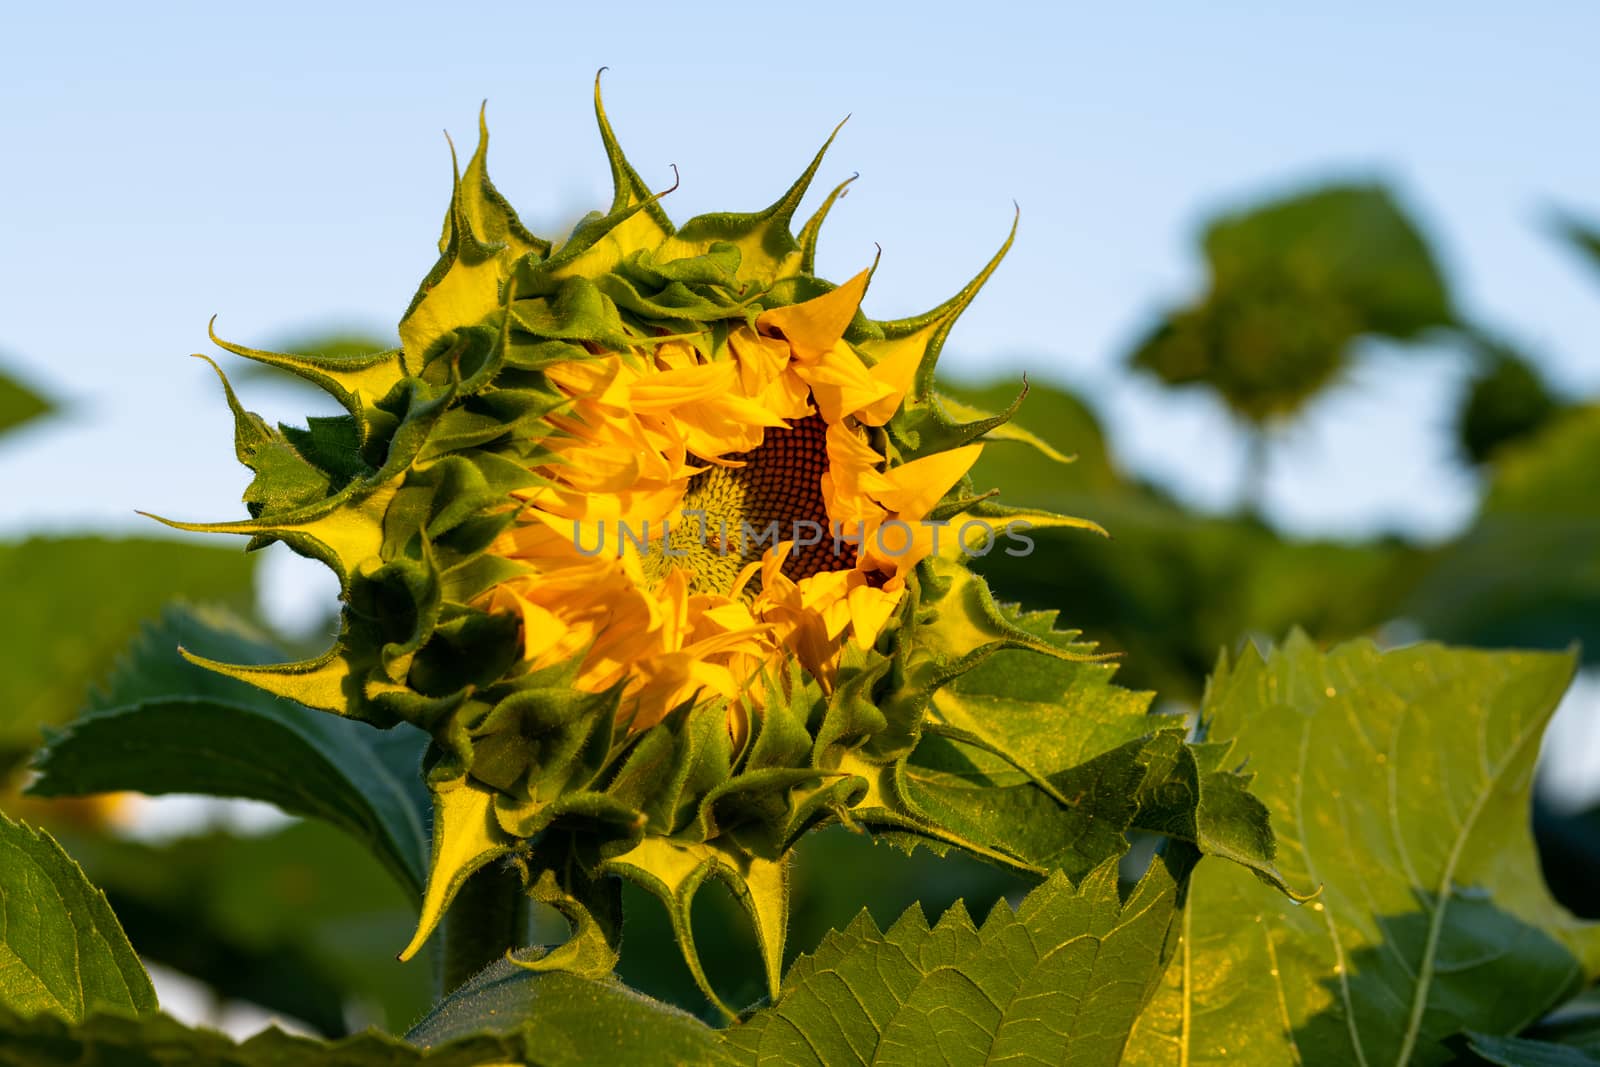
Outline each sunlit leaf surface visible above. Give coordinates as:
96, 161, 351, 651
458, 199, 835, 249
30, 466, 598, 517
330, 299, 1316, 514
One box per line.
1124, 635, 1600, 1066
726, 849, 1192, 1065
0, 814, 155, 1022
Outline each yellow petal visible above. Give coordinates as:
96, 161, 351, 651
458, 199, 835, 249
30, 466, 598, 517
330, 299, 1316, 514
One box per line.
496, 588, 571, 661
728, 327, 792, 392
790, 340, 898, 424
628, 361, 738, 410
758, 372, 816, 423
847, 580, 903, 649
855, 338, 921, 426
756, 269, 870, 360
867, 444, 983, 518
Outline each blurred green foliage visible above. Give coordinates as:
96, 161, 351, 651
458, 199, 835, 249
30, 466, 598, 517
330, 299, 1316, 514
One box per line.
956, 176, 1599, 697
1457, 336, 1566, 465
54, 819, 433, 1036
966, 370, 1600, 698
1556, 210, 1600, 281
0, 538, 256, 775
0, 366, 52, 438
0, 379, 260, 775
1130, 184, 1453, 423
1408, 404, 1600, 663
954, 377, 1424, 702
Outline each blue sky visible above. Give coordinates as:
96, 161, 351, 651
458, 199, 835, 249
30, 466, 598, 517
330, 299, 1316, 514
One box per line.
3, 2, 1598, 612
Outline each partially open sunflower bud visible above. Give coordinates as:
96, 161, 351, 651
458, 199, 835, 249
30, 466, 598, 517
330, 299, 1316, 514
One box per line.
162, 80, 1099, 1012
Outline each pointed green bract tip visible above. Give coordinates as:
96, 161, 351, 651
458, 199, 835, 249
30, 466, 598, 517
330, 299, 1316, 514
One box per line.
401, 778, 514, 962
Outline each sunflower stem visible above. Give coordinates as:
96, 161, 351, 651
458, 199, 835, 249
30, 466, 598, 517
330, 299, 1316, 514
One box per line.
439, 862, 527, 997
1241, 424, 1271, 517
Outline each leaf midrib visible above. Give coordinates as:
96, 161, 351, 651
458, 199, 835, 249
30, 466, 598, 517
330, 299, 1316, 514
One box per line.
1390, 686, 1544, 1066
0, 829, 146, 1020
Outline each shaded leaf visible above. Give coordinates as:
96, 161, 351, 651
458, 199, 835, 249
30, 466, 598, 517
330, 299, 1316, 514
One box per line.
725, 847, 1193, 1066
1470, 1000, 1600, 1064
408, 952, 730, 1066
55, 819, 433, 1036
27, 605, 429, 899
1468, 1031, 1600, 1066
0, 1006, 518, 1066
0, 814, 155, 1021
1124, 635, 1600, 1066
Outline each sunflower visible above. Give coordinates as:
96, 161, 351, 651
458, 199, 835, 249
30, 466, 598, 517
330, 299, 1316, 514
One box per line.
482, 265, 988, 739
165, 81, 1097, 1012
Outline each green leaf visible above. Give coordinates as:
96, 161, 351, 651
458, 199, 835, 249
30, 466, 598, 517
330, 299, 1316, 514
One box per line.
1129, 183, 1453, 422
0, 367, 51, 439
0, 537, 256, 774
1469, 1032, 1600, 1066
873, 590, 1287, 892
407, 953, 731, 1066
0, 1007, 520, 1066
0, 813, 155, 1022
54, 819, 433, 1036
725, 847, 1193, 1066
1123, 634, 1600, 1066
926, 603, 1159, 777
26, 604, 430, 899
1467, 1000, 1600, 1063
